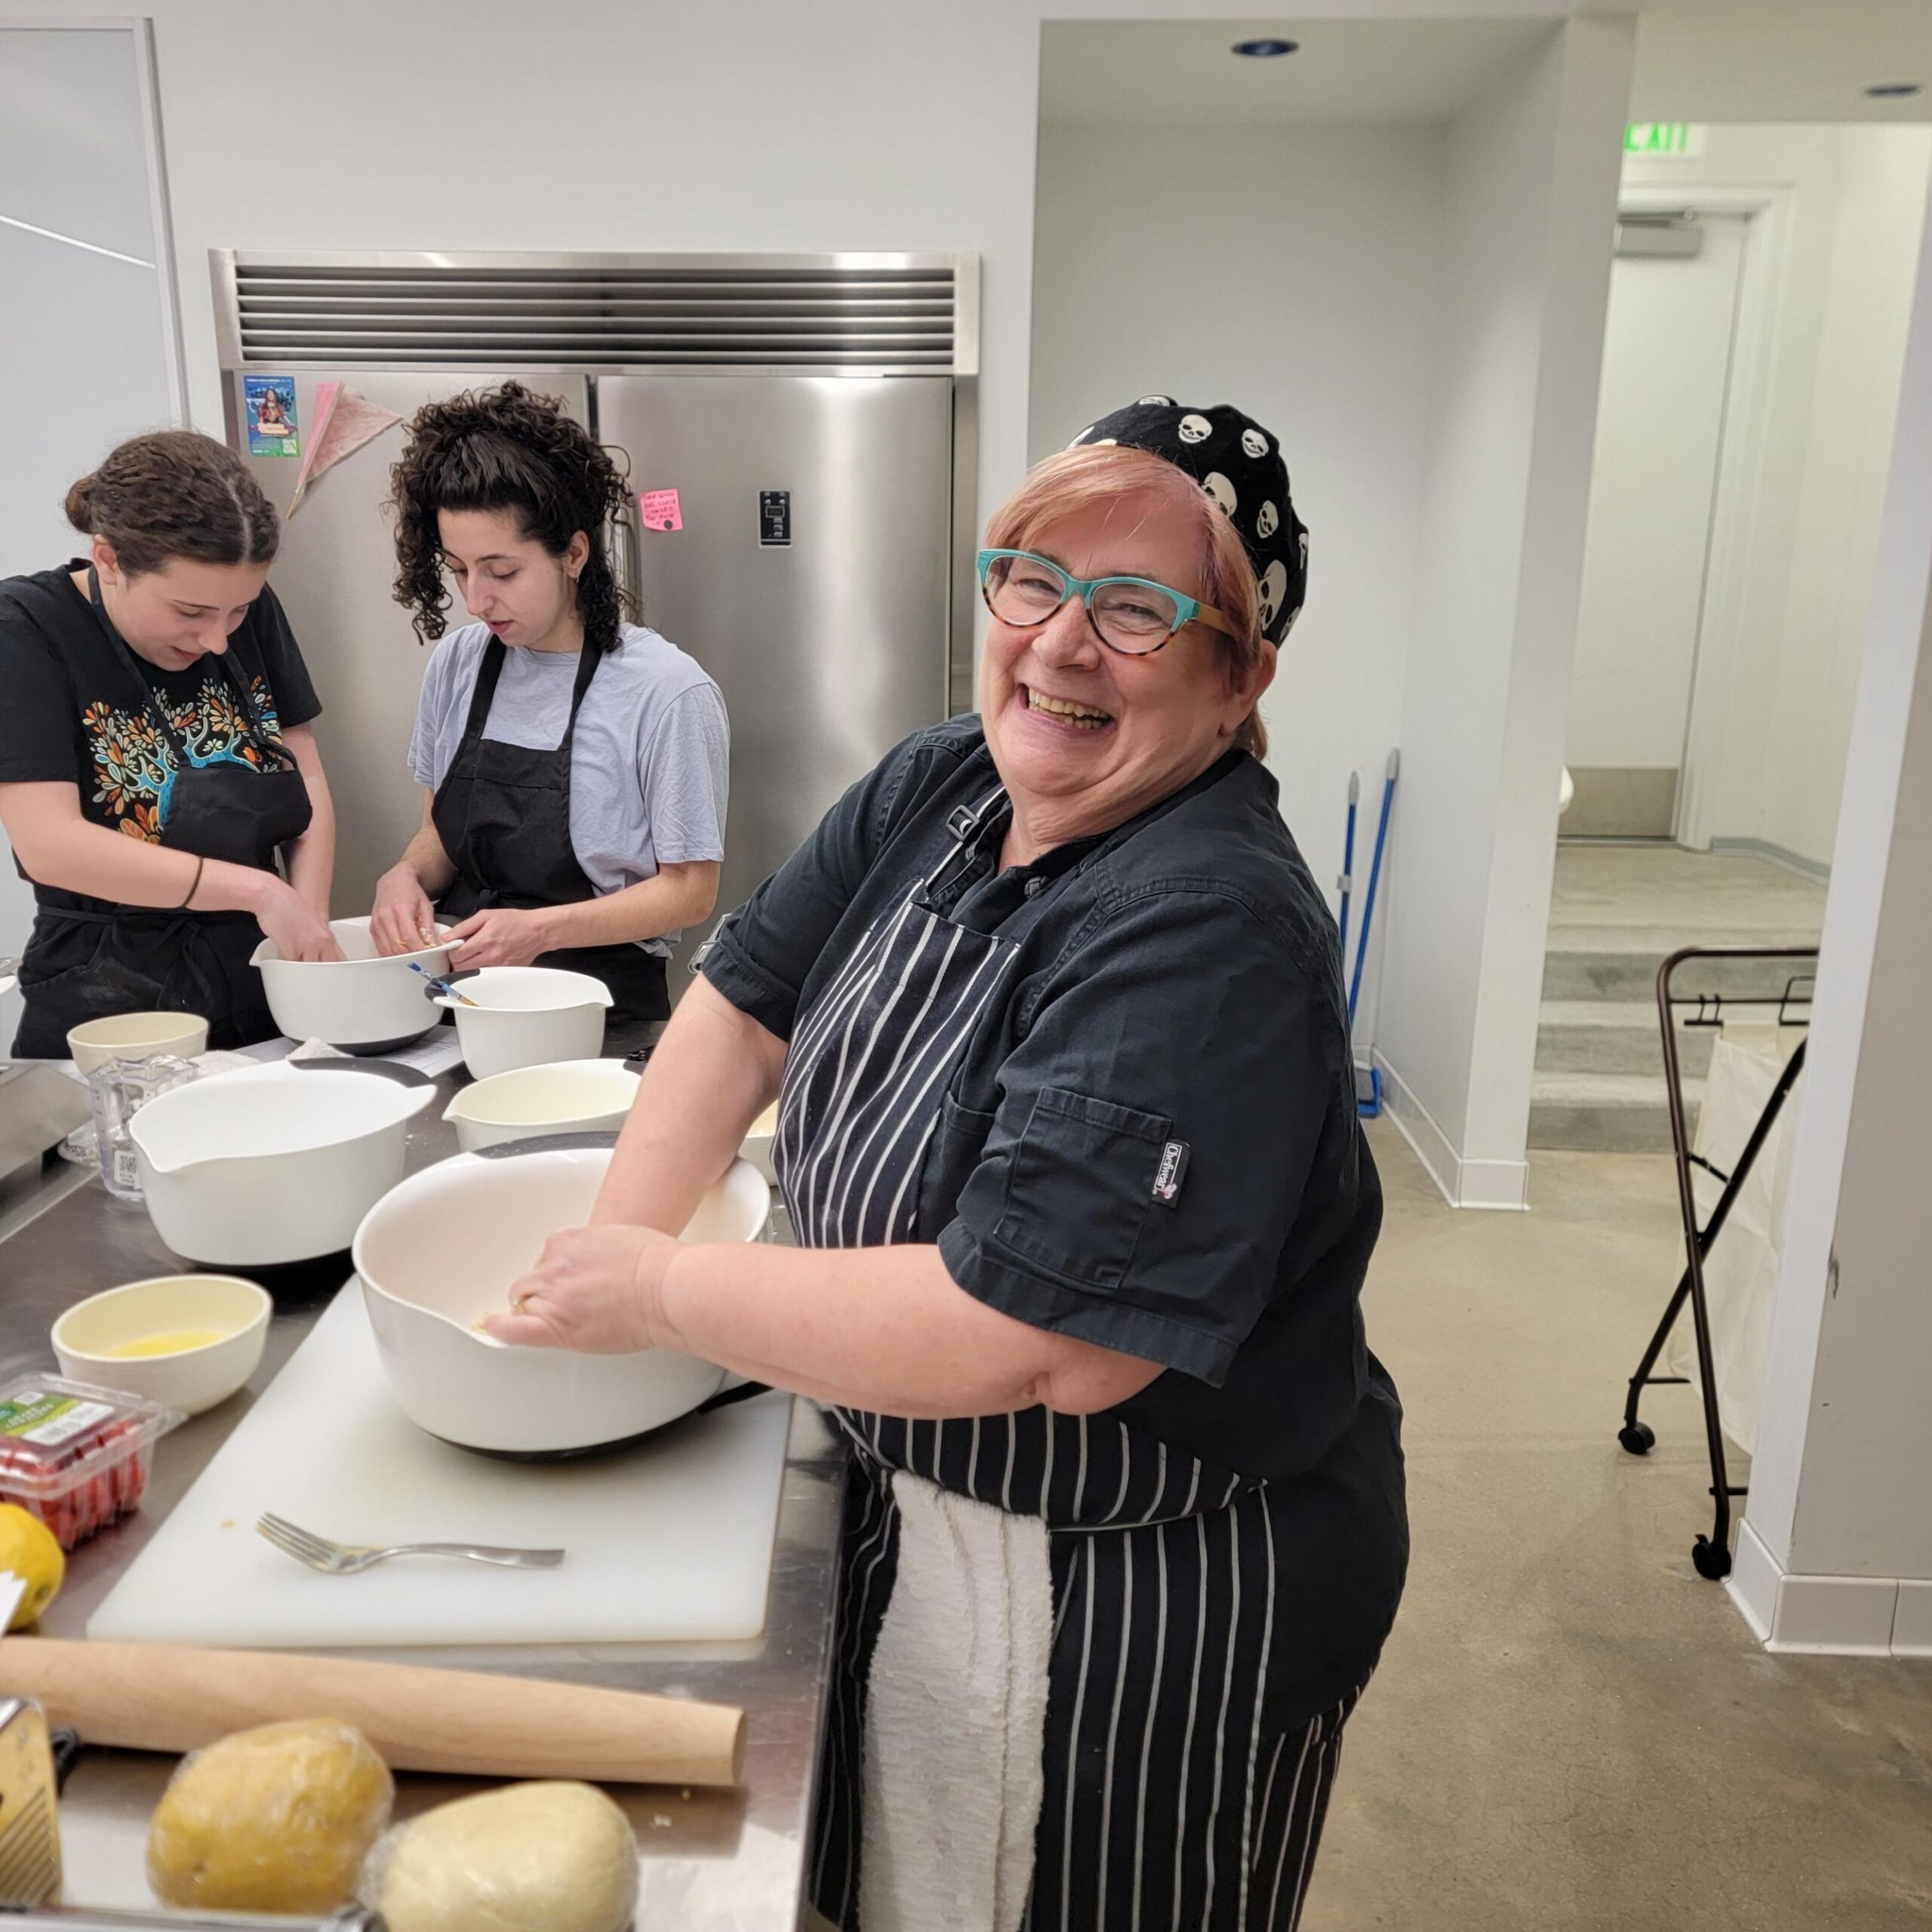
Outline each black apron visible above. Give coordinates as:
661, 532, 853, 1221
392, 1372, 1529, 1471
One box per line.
11, 571, 312, 1058
430, 638, 668, 1032
777, 785, 1361, 1930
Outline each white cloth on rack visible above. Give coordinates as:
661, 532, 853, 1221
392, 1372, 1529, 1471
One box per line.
1668, 1026, 1804, 1456
860, 1469, 1053, 1932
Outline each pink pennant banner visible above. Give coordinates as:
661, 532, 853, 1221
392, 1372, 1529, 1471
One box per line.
287, 386, 404, 517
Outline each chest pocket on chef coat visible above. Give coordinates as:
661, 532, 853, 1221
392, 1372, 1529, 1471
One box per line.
993, 1085, 1173, 1290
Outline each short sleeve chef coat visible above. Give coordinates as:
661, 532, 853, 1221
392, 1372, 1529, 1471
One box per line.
703, 716, 1401, 1500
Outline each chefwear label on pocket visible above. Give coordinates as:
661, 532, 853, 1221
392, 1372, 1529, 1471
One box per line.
0, 1392, 116, 1446
1152, 1140, 1191, 1206
244, 374, 300, 457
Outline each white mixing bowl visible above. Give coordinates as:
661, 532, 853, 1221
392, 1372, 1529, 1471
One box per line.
353, 1141, 768, 1453
435, 966, 614, 1080
251, 917, 453, 1053
53, 1274, 271, 1415
130, 1059, 437, 1266
441, 1058, 640, 1154
66, 1011, 210, 1076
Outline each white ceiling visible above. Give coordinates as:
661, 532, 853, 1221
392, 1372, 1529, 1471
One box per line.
1616, 1, 1932, 123
1038, 7, 1932, 130
1038, 19, 1559, 126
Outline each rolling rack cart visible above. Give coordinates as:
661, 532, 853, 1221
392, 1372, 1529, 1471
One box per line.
1617, 945, 1818, 1580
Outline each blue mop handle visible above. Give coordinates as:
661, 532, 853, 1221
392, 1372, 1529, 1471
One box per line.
1349, 749, 1400, 1025
1337, 770, 1359, 962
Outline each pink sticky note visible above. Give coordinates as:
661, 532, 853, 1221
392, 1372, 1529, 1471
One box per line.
640, 488, 683, 532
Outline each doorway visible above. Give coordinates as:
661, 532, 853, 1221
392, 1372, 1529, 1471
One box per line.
1565, 208, 1752, 840
1535, 123, 1930, 1155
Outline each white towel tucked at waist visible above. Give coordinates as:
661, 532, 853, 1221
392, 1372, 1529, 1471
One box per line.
860, 1469, 1054, 1932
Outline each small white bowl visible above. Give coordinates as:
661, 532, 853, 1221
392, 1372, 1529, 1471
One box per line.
67, 1011, 210, 1077
52, 1275, 271, 1416
741, 1100, 780, 1183
436, 967, 614, 1080
442, 1057, 641, 1154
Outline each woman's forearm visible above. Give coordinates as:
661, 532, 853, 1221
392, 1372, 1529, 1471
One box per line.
592, 975, 784, 1234
0, 782, 275, 917
657, 1239, 1162, 1420
398, 820, 458, 898
545, 862, 720, 949
281, 727, 336, 918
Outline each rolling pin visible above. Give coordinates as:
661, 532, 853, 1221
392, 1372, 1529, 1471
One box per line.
0, 1638, 743, 1787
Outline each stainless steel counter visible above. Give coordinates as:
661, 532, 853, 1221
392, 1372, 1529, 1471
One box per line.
0, 1091, 844, 1924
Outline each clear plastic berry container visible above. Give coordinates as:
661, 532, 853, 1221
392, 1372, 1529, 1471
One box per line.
0, 1375, 184, 1549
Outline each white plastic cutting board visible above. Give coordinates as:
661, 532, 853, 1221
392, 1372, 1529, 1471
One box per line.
88, 1283, 793, 1649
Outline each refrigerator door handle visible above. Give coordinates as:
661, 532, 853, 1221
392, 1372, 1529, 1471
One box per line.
611, 497, 642, 614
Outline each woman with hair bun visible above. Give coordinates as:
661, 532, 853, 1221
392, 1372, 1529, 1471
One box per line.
0, 429, 341, 1057
373, 382, 728, 1051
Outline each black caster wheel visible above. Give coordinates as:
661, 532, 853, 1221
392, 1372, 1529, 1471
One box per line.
1618, 1422, 1656, 1457
1692, 1537, 1732, 1581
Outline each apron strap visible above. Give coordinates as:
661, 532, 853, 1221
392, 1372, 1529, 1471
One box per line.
456, 635, 605, 755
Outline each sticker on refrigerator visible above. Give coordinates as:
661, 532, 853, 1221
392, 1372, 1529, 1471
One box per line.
758, 490, 791, 547
244, 376, 300, 457
640, 488, 682, 532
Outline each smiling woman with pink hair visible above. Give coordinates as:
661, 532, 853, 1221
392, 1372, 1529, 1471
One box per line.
486, 397, 1407, 1932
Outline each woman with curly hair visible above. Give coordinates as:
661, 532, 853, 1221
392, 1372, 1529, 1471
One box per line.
371, 383, 728, 1047
0, 430, 343, 1057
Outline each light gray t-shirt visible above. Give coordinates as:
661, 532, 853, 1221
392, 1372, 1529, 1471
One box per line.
408, 622, 728, 957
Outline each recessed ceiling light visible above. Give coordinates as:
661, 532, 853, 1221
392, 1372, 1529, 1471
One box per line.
1866, 82, 1922, 97
1232, 38, 1300, 59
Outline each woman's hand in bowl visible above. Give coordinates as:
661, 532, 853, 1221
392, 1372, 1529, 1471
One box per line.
446, 906, 554, 971
257, 883, 346, 962
370, 864, 440, 958
485, 1223, 679, 1354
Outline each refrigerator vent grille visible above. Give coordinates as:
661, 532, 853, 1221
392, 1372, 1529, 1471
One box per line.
224, 260, 963, 371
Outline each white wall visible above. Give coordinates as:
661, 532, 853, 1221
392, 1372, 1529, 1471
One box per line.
1734, 174, 1932, 1635
1607, 125, 1932, 867
1029, 120, 1442, 983
0, 22, 179, 1039
1374, 17, 1632, 1207
1763, 129, 1932, 867
1030, 21, 1632, 1204
0, 0, 1029, 541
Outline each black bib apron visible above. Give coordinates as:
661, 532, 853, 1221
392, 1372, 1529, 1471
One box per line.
11, 571, 312, 1058
774, 784, 1362, 1931
430, 638, 668, 1032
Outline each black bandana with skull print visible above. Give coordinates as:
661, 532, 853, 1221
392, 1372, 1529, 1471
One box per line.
1068, 397, 1308, 645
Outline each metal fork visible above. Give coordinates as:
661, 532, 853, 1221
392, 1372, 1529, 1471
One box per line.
254, 1512, 565, 1575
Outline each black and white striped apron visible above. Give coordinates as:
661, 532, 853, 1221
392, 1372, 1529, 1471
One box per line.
775, 786, 1360, 1932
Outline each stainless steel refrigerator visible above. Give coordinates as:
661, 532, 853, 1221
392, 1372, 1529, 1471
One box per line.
214, 249, 978, 978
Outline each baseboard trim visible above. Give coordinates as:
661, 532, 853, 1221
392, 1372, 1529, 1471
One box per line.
1727, 1520, 1919, 1655
1708, 835, 1832, 884
1371, 1054, 1529, 1212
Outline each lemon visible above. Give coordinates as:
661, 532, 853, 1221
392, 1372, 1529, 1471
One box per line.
0, 1504, 65, 1629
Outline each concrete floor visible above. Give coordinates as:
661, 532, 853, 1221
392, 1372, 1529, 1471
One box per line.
1546, 841, 1828, 953
1304, 1123, 1932, 1932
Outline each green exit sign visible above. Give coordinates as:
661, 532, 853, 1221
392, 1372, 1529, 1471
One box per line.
1625, 122, 1703, 158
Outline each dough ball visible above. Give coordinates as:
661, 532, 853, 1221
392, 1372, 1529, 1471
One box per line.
366, 1780, 638, 1932
147, 1718, 394, 1913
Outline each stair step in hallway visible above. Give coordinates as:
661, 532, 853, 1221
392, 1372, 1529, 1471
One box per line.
1529, 844, 1825, 1155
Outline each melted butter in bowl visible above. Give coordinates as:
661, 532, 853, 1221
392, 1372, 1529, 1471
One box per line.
103, 1328, 232, 1358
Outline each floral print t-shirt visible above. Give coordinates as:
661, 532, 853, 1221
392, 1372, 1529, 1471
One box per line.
0, 564, 321, 844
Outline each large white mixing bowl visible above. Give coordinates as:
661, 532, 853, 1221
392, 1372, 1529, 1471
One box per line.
353, 1140, 769, 1454
252, 917, 453, 1052
130, 1058, 437, 1265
